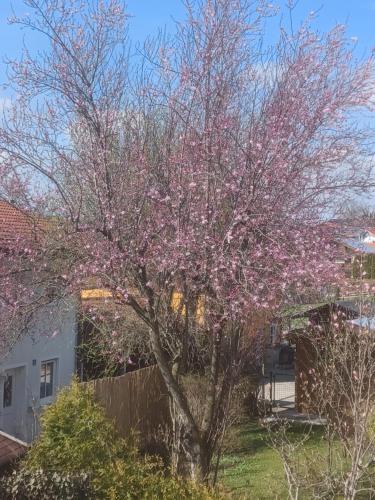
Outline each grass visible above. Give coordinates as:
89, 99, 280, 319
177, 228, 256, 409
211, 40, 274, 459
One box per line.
219, 419, 327, 499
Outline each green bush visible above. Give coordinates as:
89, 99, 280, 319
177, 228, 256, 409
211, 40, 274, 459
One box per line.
25, 379, 129, 473
99, 457, 216, 500
11, 379, 217, 500
0, 468, 92, 500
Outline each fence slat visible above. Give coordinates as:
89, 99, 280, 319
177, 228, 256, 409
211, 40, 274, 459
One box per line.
84, 365, 171, 446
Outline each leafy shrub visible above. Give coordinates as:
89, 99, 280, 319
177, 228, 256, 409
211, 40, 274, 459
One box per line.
0, 468, 92, 500
98, 456, 216, 500
2, 462, 213, 500
25, 379, 129, 473
10, 379, 218, 500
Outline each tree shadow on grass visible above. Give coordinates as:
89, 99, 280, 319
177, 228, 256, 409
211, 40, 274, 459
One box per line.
227, 418, 324, 456
220, 419, 327, 498
226, 419, 270, 457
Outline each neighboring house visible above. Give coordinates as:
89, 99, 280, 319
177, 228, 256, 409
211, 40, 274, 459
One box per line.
0, 299, 77, 442
284, 300, 359, 414
337, 226, 375, 294
0, 201, 78, 443
261, 224, 375, 413
78, 288, 151, 380
77, 288, 208, 381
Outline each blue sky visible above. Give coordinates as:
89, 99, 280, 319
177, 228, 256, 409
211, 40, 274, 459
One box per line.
0, 0, 373, 98
0, 0, 373, 208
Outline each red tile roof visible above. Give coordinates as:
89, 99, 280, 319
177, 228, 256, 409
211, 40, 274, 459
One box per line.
0, 430, 28, 468
0, 200, 40, 243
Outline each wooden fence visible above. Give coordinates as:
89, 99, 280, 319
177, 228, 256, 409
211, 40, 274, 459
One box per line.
86, 365, 171, 447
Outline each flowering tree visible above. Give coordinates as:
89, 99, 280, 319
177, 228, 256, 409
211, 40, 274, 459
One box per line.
0, 0, 374, 481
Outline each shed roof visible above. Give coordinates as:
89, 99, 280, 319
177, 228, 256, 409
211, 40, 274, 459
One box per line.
282, 300, 359, 319
281, 302, 328, 318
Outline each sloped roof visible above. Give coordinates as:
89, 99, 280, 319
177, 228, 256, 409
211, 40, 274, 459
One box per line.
282, 300, 359, 319
0, 200, 40, 243
281, 302, 328, 318
0, 430, 28, 468
349, 316, 375, 330
341, 238, 375, 255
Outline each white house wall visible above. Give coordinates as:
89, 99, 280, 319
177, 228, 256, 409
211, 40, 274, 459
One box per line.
0, 296, 77, 442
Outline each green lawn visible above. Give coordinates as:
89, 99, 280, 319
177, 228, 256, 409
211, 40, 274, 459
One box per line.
219, 419, 327, 499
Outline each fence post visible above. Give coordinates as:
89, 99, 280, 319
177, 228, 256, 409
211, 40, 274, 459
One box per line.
269, 371, 273, 404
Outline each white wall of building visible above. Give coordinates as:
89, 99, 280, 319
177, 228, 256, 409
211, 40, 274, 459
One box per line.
0, 297, 77, 442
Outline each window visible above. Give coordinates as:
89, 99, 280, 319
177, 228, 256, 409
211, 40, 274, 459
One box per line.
270, 324, 278, 345
40, 361, 54, 399
3, 374, 12, 408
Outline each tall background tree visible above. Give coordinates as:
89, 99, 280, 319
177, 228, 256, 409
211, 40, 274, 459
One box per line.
0, 0, 374, 481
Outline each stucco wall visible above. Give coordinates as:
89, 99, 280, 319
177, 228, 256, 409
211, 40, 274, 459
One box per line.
0, 296, 77, 442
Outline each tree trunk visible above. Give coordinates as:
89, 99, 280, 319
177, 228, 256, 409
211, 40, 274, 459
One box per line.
146, 319, 207, 480
344, 470, 359, 500
141, 280, 216, 481
171, 424, 208, 481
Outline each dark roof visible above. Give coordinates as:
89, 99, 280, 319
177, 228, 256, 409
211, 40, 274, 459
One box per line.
281, 302, 328, 318
0, 200, 40, 243
0, 430, 28, 468
282, 300, 359, 319
335, 299, 359, 315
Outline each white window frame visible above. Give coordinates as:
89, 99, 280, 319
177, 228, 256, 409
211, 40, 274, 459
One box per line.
40, 359, 57, 405
2, 373, 13, 409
